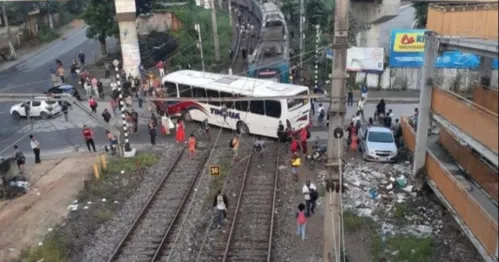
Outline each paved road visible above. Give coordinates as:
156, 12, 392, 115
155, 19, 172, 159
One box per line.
379, 4, 416, 50
0, 27, 125, 158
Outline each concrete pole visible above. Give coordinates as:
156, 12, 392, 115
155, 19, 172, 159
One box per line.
413, 31, 438, 176
2, 4, 16, 59
299, 0, 304, 68
195, 23, 206, 72
324, 0, 349, 260
228, 0, 232, 26
211, 0, 221, 62
315, 24, 320, 90
115, 0, 142, 78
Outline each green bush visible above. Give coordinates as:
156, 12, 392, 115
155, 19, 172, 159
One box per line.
14, 231, 69, 262
106, 152, 159, 174
168, 6, 232, 70
37, 27, 60, 43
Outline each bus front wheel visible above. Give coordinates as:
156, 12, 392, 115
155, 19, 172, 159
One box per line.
237, 121, 249, 134
182, 111, 192, 122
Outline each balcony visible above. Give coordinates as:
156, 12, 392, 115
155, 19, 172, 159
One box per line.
431, 87, 498, 166
427, 3, 498, 41
472, 84, 498, 114
401, 117, 498, 262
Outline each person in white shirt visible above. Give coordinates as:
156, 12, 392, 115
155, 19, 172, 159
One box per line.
357, 97, 365, 121
29, 134, 41, 164
352, 112, 361, 128
302, 180, 318, 217
317, 104, 325, 126
212, 190, 228, 228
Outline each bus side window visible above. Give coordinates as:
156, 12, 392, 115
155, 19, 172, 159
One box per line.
265, 100, 281, 118
206, 90, 220, 106
220, 92, 234, 109
235, 100, 249, 112
178, 84, 192, 97
250, 100, 265, 115
192, 87, 206, 98
164, 81, 178, 97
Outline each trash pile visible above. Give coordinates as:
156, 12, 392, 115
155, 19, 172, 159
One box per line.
319, 162, 445, 237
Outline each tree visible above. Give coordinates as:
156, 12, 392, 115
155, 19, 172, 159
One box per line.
81, 0, 118, 56
413, 3, 429, 29
305, 0, 328, 29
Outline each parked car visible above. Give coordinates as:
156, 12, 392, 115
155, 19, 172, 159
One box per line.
359, 126, 398, 163
47, 84, 81, 100
10, 98, 61, 119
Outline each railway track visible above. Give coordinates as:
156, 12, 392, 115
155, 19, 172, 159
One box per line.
107, 145, 213, 262
200, 142, 280, 262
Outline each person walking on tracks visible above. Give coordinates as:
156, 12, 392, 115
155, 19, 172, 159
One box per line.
176, 119, 186, 144
290, 153, 301, 183
302, 180, 318, 217
188, 133, 197, 158
229, 135, 240, 162
296, 203, 307, 240
212, 190, 229, 229
254, 137, 265, 167
148, 120, 157, 146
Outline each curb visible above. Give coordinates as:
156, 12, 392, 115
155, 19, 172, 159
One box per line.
0, 25, 88, 72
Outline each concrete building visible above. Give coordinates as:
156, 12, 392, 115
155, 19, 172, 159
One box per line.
401, 4, 498, 262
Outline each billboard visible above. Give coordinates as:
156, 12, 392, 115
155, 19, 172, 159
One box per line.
389, 29, 426, 67
346, 47, 384, 72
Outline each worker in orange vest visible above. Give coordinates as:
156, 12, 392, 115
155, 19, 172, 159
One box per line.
188, 133, 197, 158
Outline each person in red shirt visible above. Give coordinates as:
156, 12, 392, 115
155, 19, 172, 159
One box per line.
290, 136, 299, 155
88, 96, 97, 113
188, 133, 197, 158
156, 60, 165, 78
176, 119, 185, 144
300, 127, 308, 154
82, 125, 96, 152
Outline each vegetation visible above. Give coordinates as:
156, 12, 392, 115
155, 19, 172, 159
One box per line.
37, 27, 60, 43
394, 202, 409, 219
413, 3, 429, 29
372, 234, 436, 262
13, 152, 158, 262
343, 211, 376, 232
167, 6, 232, 71
105, 152, 158, 174
81, 0, 119, 56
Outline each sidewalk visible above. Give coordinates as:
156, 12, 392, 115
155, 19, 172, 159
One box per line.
0, 20, 87, 72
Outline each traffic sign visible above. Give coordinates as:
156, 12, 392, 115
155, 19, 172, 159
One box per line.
326, 48, 333, 60
209, 165, 220, 176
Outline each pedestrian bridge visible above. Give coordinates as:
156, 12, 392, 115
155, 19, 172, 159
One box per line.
401, 84, 498, 262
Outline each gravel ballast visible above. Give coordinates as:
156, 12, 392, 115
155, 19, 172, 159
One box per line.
79, 145, 184, 262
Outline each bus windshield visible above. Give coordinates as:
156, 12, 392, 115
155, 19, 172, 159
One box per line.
164, 81, 177, 97
287, 90, 309, 111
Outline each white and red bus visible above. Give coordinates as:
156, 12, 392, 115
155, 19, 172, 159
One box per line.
158, 70, 311, 138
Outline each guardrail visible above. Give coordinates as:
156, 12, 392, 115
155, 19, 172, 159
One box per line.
400, 117, 498, 260
431, 86, 499, 154
472, 84, 498, 114
438, 128, 498, 202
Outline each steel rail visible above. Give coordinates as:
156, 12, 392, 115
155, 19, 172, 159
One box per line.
222, 144, 279, 262
150, 144, 214, 261
267, 145, 281, 262
106, 148, 187, 262
221, 148, 254, 262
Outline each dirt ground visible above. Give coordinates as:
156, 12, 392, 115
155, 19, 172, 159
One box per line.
0, 153, 96, 262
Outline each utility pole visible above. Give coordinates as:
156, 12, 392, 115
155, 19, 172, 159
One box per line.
299, 0, 304, 68
194, 23, 205, 72
314, 24, 320, 90
2, 3, 16, 59
324, 0, 350, 260
211, 0, 221, 62
228, 0, 232, 26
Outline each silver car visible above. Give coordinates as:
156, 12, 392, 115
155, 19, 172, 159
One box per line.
359, 126, 398, 163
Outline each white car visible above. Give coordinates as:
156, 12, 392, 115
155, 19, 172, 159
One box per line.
10, 99, 62, 119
